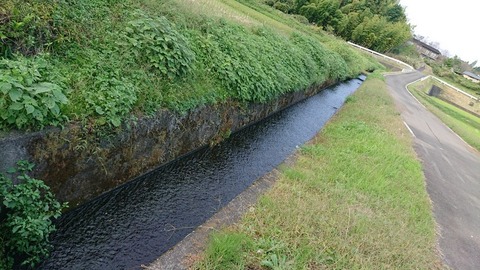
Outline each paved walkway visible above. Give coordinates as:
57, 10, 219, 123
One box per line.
386, 72, 480, 270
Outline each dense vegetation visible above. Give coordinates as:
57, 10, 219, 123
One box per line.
0, 161, 67, 268
427, 58, 480, 95
0, 0, 379, 132
265, 0, 412, 52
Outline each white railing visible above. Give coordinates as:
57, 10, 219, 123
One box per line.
348, 42, 479, 101
347, 41, 414, 71
428, 76, 479, 101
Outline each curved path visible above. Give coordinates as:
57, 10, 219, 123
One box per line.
386, 72, 480, 270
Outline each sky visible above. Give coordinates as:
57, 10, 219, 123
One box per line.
399, 0, 479, 65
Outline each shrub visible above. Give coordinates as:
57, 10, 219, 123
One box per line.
0, 55, 68, 130
120, 12, 195, 80
292, 33, 354, 82
273, 2, 290, 13
0, 160, 67, 268
291, 14, 310, 25
65, 51, 137, 127
82, 73, 137, 127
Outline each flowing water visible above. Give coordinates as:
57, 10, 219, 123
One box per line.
38, 77, 365, 269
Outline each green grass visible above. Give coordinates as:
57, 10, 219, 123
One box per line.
194, 73, 443, 269
408, 82, 480, 151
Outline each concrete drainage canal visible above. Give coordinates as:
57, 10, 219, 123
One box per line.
38, 76, 365, 269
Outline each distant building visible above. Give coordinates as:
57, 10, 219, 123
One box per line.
463, 71, 480, 83
411, 38, 442, 60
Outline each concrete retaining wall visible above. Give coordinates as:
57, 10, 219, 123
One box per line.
0, 80, 335, 207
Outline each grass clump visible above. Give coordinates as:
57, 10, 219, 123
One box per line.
0, 161, 68, 268
194, 73, 443, 269
197, 232, 253, 269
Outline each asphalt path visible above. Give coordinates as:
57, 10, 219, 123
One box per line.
386, 72, 480, 270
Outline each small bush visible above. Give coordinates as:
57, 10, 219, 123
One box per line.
273, 2, 290, 13
68, 52, 138, 127
83, 74, 137, 127
0, 160, 67, 268
0, 55, 68, 130
291, 33, 348, 82
120, 12, 195, 80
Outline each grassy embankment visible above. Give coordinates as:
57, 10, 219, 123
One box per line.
0, 0, 379, 132
408, 79, 480, 151
194, 73, 443, 269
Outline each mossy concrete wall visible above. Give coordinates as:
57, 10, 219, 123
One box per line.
0, 81, 334, 207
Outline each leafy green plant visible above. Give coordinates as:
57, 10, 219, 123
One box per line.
0, 160, 67, 268
261, 253, 291, 270
0, 55, 68, 130
82, 72, 137, 127
120, 12, 195, 80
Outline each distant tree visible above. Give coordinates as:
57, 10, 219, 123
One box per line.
273, 0, 412, 52
294, 0, 309, 13
299, 0, 343, 29
351, 15, 410, 52
385, 4, 406, 22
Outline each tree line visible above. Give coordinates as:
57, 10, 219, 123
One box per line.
267, 0, 412, 52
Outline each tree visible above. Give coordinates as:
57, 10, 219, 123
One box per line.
274, 0, 413, 52
385, 4, 406, 22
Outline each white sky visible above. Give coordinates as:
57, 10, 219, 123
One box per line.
399, 0, 479, 65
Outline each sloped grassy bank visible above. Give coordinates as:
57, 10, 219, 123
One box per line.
0, 0, 379, 205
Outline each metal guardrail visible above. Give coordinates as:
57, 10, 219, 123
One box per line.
429, 76, 479, 101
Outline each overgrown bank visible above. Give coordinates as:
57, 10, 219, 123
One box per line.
194, 73, 443, 269
0, 0, 379, 204
0, 0, 379, 131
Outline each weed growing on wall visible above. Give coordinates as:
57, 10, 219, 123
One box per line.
0, 161, 67, 268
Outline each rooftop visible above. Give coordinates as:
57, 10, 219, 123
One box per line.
412, 38, 442, 55
463, 71, 480, 81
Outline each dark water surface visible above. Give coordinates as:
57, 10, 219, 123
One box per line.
38, 77, 364, 269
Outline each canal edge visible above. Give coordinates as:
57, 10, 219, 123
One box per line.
143, 154, 300, 270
